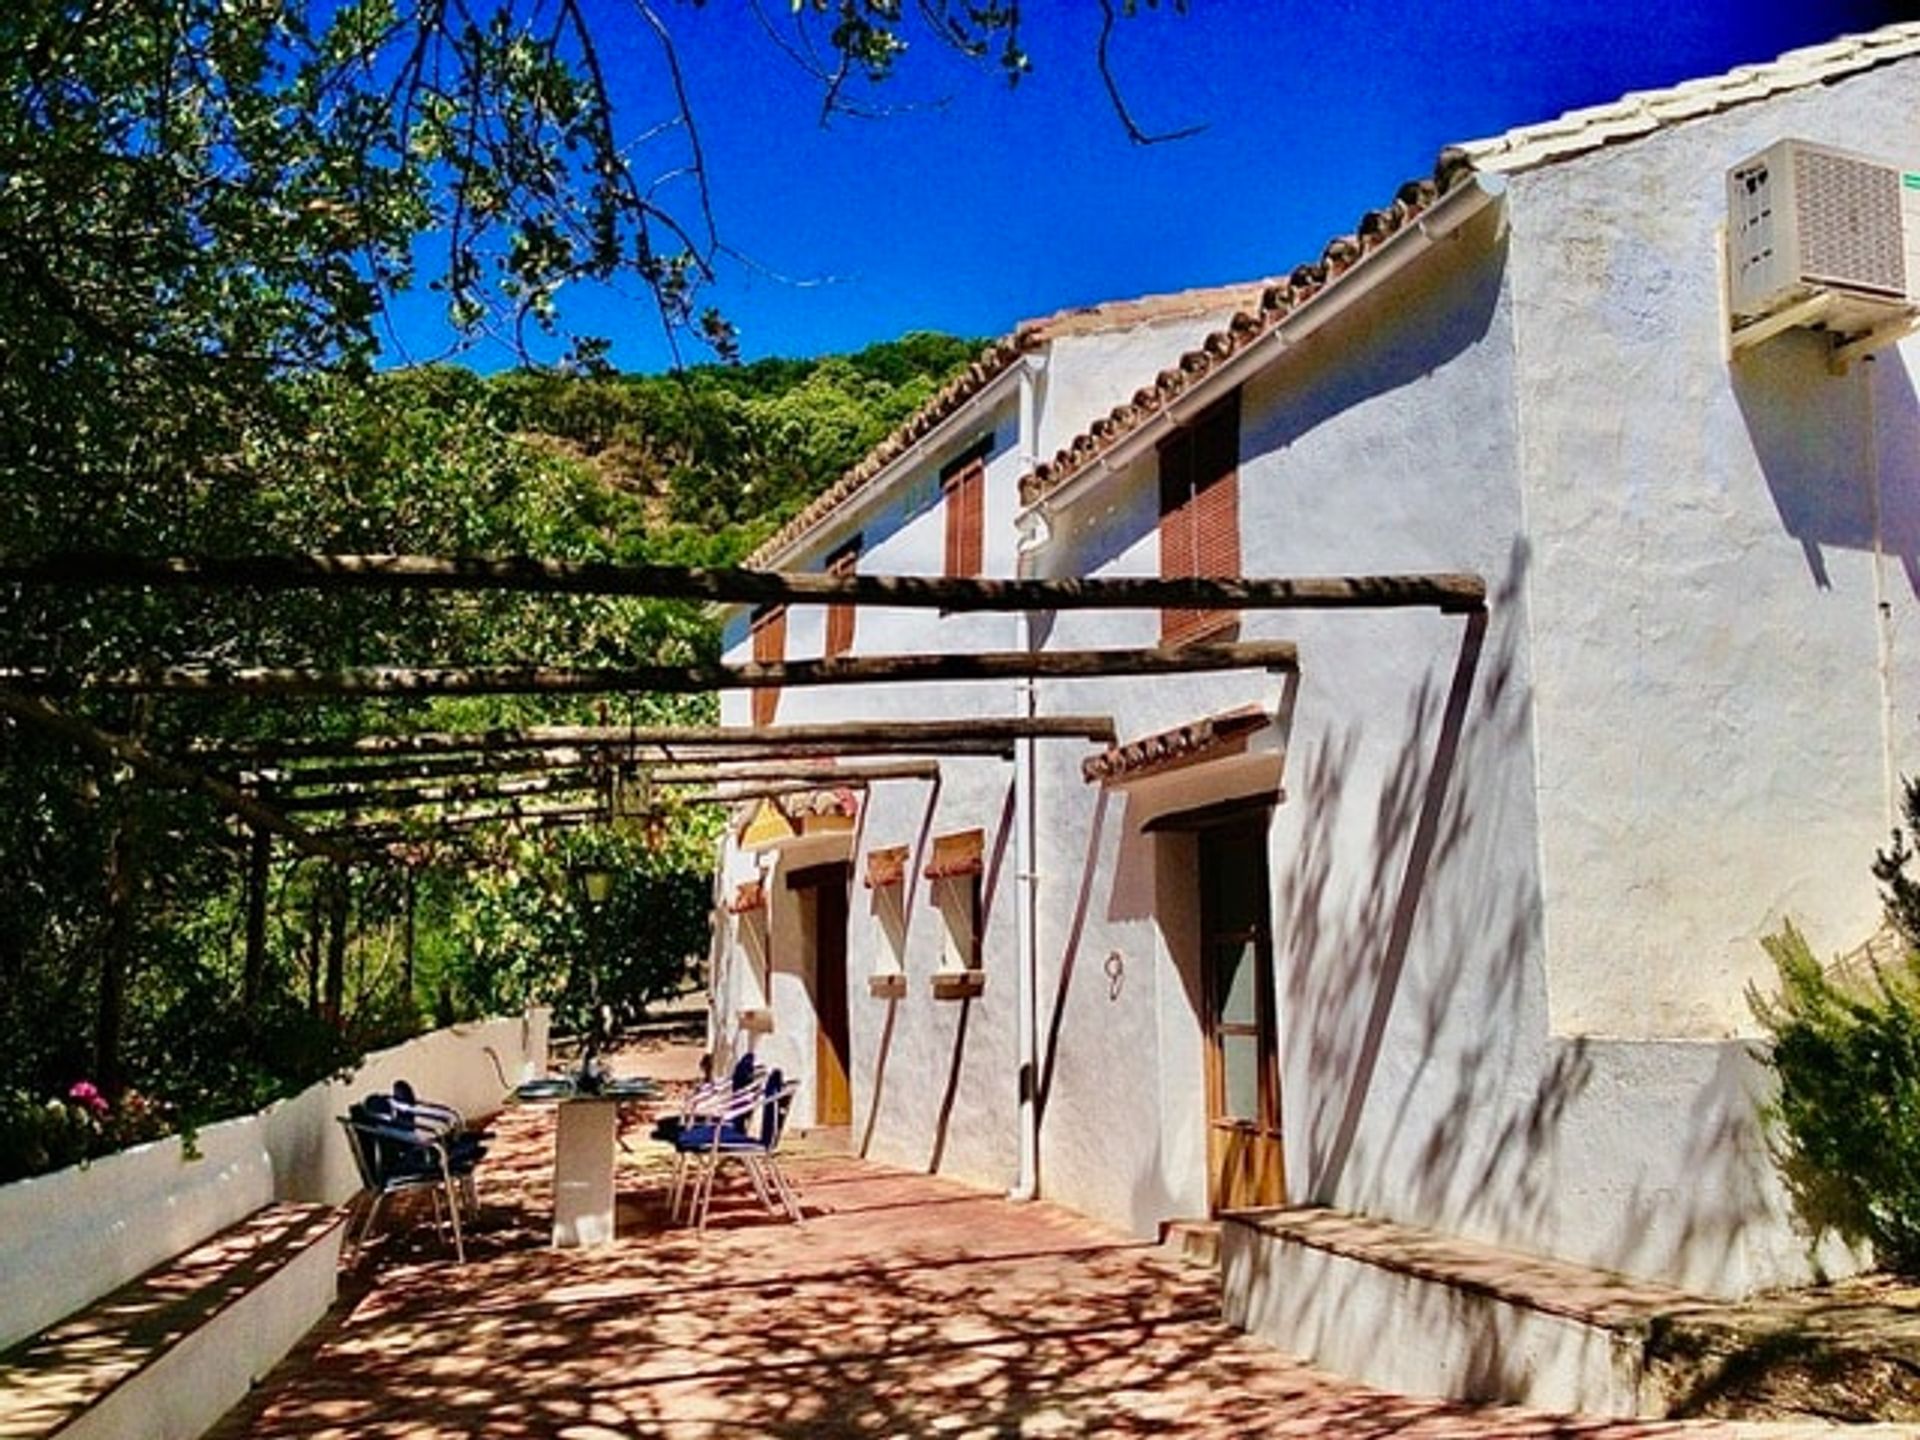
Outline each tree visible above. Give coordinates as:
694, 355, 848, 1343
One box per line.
0, 0, 1173, 1168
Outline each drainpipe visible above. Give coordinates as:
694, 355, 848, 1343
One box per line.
1009, 355, 1043, 1202
1865, 355, 1900, 831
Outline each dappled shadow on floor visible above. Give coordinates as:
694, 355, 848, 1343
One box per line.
211, 1102, 1755, 1439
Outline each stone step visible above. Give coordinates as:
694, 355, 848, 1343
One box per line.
1222, 1205, 1698, 1418
1159, 1218, 1222, 1267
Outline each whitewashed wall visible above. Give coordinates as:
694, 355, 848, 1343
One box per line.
0, 1010, 547, 1351
1027, 141, 1885, 1292
1504, 60, 1920, 1040
707, 303, 1262, 1194
714, 392, 1022, 1184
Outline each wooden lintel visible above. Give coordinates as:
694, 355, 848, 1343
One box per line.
6, 642, 1299, 699
0, 553, 1488, 614
0, 689, 368, 865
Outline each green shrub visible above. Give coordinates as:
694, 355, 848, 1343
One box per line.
1754, 923, 1920, 1273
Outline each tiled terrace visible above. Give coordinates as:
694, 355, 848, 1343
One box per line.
206, 1064, 1904, 1439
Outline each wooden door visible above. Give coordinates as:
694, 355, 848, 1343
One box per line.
791, 862, 853, 1127
1201, 820, 1284, 1212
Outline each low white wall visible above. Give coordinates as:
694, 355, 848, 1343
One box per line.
0, 1009, 547, 1351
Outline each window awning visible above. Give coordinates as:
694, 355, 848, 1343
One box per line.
1082, 705, 1271, 784
779, 785, 860, 821
865, 845, 909, 888
725, 879, 766, 914
924, 829, 984, 880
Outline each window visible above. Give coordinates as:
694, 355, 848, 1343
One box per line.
824, 535, 861, 660
942, 447, 987, 579
749, 603, 786, 728
1158, 391, 1242, 645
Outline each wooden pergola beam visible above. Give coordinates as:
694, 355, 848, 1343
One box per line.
251, 750, 595, 789
314, 800, 605, 837
185, 717, 1112, 763
269, 771, 599, 814
266, 759, 939, 814
0, 690, 369, 865
2, 641, 1300, 699
650, 759, 941, 786
0, 553, 1489, 613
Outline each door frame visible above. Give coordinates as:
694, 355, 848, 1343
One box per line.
1195, 812, 1284, 1214
787, 860, 853, 1127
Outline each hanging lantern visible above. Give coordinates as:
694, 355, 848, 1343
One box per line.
612, 761, 652, 836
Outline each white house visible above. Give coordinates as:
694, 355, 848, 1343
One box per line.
708, 284, 1270, 1186
709, 21, 1920, 1312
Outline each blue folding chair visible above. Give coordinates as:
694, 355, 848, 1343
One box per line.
675, 1068, 804, 1235
338, 1098, 478, 1263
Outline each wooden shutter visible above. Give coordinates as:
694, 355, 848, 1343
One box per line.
943, 453, 985, 579
1160, 392, 1241, 645
824, 536, 860, 659
750, 603, 786, 727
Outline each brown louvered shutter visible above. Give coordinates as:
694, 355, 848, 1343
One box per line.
825, 536, 860, 659
1160, 391, 1241, 645
751, 603, 786, 727
943, 454, 985, 579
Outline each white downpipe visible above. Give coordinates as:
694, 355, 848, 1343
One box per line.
1009, 357, 1042, 1202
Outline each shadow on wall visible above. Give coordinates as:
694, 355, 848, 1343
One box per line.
1281, 540, 1577, 1247
858, 774, 939, 1162
925, 785, 1014, 1174
1061, 222, 1509, 580
1273, 536, 1793, 1287
1036, 788, 1114, 1132
1594, 1040, 1794, 1293
1735, 332, 1920, 593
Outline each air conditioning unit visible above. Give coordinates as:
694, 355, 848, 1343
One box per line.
1727, 138, 1920, 341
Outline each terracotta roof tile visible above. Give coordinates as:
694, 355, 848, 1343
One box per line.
1082, 706, 1270, 784
1016, 150, 1481, 509
1014, 21, 1920, 511
1459, 22, 1920, 173
742, 281, 1273, 569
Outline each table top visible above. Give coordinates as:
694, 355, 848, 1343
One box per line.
514, 1076, 661, 1103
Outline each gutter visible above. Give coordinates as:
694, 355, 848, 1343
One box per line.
1014, 172, 1508, 531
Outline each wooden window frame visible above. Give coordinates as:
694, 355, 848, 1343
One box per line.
1159, 391, 1242, 646
749, 602, 787, 728
824, 535, 861, 660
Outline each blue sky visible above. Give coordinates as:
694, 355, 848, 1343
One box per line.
385, 1, 1914, 372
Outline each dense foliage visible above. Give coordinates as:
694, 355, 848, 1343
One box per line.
0, 332, 972, 1181
1754, 778, 1920, 1274
0, 0, 1038, 1181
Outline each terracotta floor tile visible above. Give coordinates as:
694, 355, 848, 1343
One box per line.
205, 1096, 1868, 1439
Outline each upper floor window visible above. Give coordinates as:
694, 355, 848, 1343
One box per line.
750, 602, 787, 728
824, 535, 862, 660
1158, 391, 1241, 646
942, 445, 988, 579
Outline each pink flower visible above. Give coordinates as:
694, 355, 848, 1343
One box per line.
67, 1081, 109, 1117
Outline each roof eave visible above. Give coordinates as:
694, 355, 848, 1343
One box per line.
1016, 171, 1507, 523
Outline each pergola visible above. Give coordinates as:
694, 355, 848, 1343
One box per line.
0, 552, 1484, 1028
